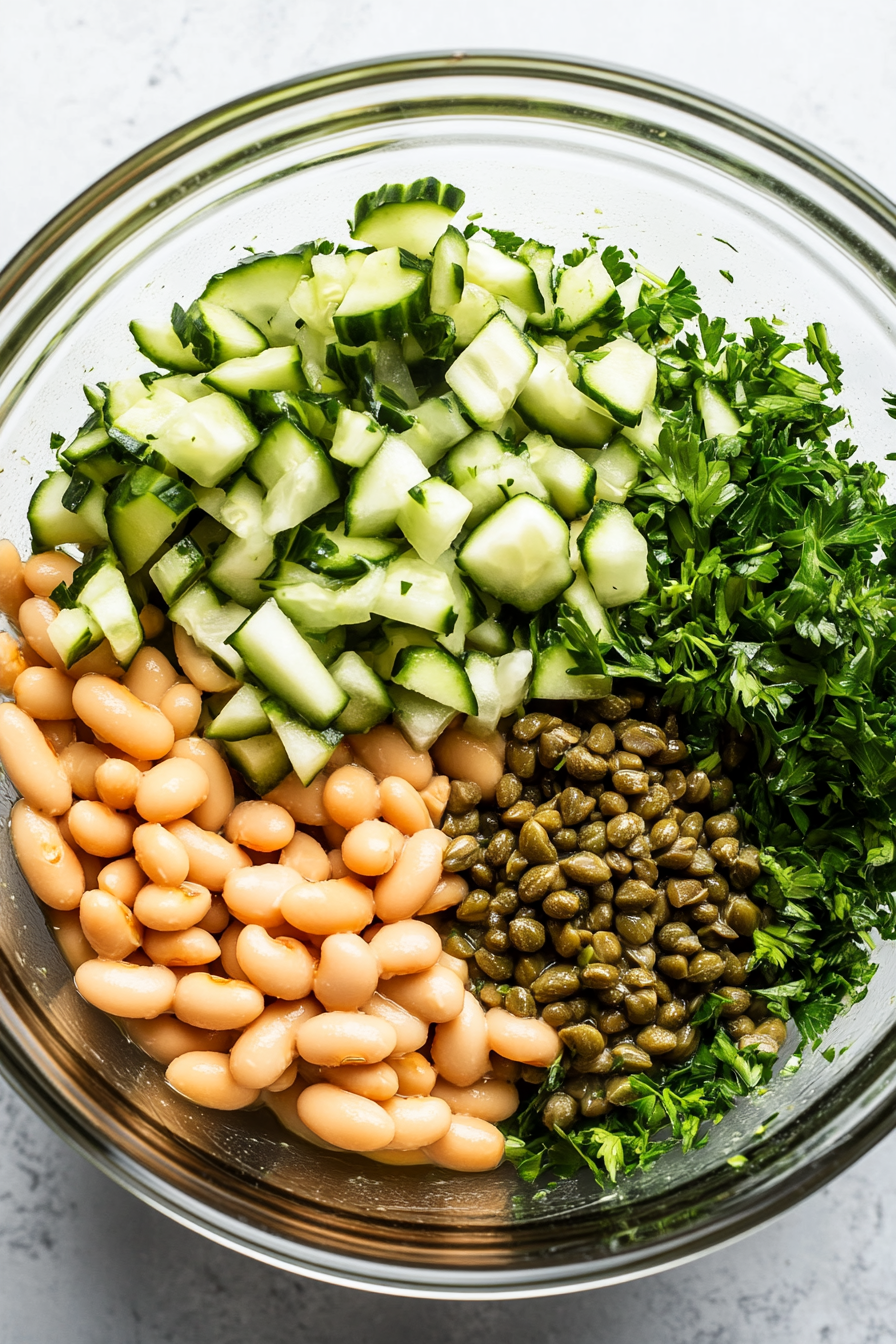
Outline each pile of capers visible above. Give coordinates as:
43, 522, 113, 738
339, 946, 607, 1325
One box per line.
436, 685, 787, 1132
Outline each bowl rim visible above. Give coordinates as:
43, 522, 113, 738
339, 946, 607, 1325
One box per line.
2, 49, 896, 1298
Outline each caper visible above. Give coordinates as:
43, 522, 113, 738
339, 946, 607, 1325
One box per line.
519, 818, 558, 864
665, 1024, 700, 1063
559, 786, 596, 826
730, 845, 762, 889
474, 947, 514, 981
611, 1043, 653, 1072
605, 850, 633, 877
657, 953, 689, 980
615, 911, 655, 945
502, 800, 536, 827
447, 779, 483, 813
513, 953, 546, 990
505, 849, 529, 881
564, 745, 608, 780
531, 965, 581, 1002
605, 812, 645, 848
608, 750, 644, 773
621, 725, 667, 757
542, 1092, 579, 1132
719, 986, 752, 1018
654, 738, 688, 766
656, 999, 688, 1030
599, 791, 629, 817
508, 917, 546, 953
585, 723, 616, 754
443, 931, 476, 960
443, 836, 483, 871
496, 773, 523, 809
470, 860, 495, 889
586, 901, 614, 932
635, 1025, 678, 1055
655, 837, 698, 869
683, 770, 711, 806
485, 829, 515, 867
542, 889, 584, 920
559, 1022, 606, 1059
596, 1007, 629, 1035
593, 695, 631, 723
687, 951, 726, 983
578, 819, 608, 854
614, 878, 656, 911
705, 812, 740, 841
554, 827, 579, 852
506, 740, 537, 778
489, 886, 520, 916
513, 711, 561, 741
456, 889, 492, 922
504, 986, 537, 1018
726, 1015, 757, 1041
518, 862, 564, 902
581, 962, 620, 989
663, 769, 687, 801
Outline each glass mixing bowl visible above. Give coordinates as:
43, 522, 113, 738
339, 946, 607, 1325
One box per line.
1, 53, 895, 1300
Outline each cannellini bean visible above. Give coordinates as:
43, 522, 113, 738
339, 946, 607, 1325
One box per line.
159, 682, 202, 739
0, 631, 28, 695
75, 957, 176, 1018
264, 771, 330, 825
379, 776, 432, 835
235, 924, 316, 999
347, 725, 433, 789
267, 1062, 299, 1092
218, 920, 246, 979
431, 1076, 520, 1123
373, 829, 450, 923
313, 933, 380, 1011
72, 675, 174, 759
341, 819, 403, 877
75, 845, 105, 890
79, 888, 143, 960
174, 971, 264, 1030
97, 856, 144, 907
38, 719, 76, 753
10, 801, 84, 909
486, 1008, 561, 1067
327, 848, 350, 879
229, 998, 320, 1090
368, 919, 442, 979
389, 1051, 436, 1097
423, 1115, 505, 1171
123, 1016, 235, 1065
133, 822, 190, 886
139, 604, 166, 640
280, 830, 330, 882
437, 951, 470, 984
68, 800, 138, 858
48, 908, 96, 971
223, 863, 299, 929
58, 741, 106, 800
297, 1083, 395, 1151
320, 1061, 398, 1101
296, 1010, 397, 1066
431, 728, 505, 803
323, 821, 347, 849
280, 876, 374, 936
23, 550, 78, 598
94, 757, 142, 811
382, 1095, 452, 1151
361, 993, 428, 1055
322, 765, 381, 830
13, 666, 74, 720
225, 800, 294, 852
143, 926, 220, 966
135, 757, 209, 824
383, 964, 466, 1025
166, 1051, 259, 1109
18, 596, 67, 671
0, 702, 72, 814
417, 874, 468, 917
0, 540, 31, 616
166, 819, 251, 890
430, 991, 491, 1086
134, 880, 212, 931
167, 737, 235, 833
123, 646, 179, 706
172, 625, 240, 693
197, 894, 230, 935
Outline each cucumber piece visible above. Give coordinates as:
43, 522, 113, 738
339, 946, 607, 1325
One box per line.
201, 252, 315, 342
76, 558, 144, 666
363, 622, 439, 681
111, 383, 189, 447
178, 300, 268, 364
465, 615, 513, 657
224, 732, 292, 795
389, 684, 457, 753
190, 514, 230, 557
517, 345, 616, 449
344, 434, 429, 537
154, 392, 260, 487
369, 554, 457, 635
334, 248, 429, 345
524, 432, 596, 520
562, 569, 612, 641
622, 403, 663, 454
203, 346, 304, 401
289, 251, 367, 339
47, 605, 103, 669
519, 240, 555, 329
433, 553, 480, 657
297, 522, 403, 580
444, 431, 548, 529
154, 373, 214, 403
70, 451, 124, 488
495, 648, 533, 716
28, 471, 109, 551
168, 581, 249, 681
330, 651, 395, 733
457, 494, 573, 613
392, 646, 477, 715
150, 536, 206, 605
696, 380, 742, 438
351, 179, 465, 256
577, 338, 658, 427
591, 436, 641, 503
466, 242, 543, 315
399, 392, 470, 469
219, 472, 265, 539
105, 466, 195, 575
305, 626, 347, 667
227, 599, 347, 727
445, 313, 536, 430
262, 696, 343, 786
444, 282, 500, 348
462, 650, 501, 735
430, 225, 467, 313
208, 530, 275, 609
531, 640, 612, 700
578, 500, 648, 608
555, 253, 616, 333
273, 563, 385, 633
397, 477, 472, 565
330, 407, 386, 468
205, 684, 271, 741
129, 316, 205, 372
104, 378, 148, 424
60, 420, 112, 464
248, 417, 339, 535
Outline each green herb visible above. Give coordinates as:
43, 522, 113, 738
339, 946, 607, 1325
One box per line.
483, 227, 525, 255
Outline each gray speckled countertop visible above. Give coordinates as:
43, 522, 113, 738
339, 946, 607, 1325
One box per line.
2, 4, 896, 1339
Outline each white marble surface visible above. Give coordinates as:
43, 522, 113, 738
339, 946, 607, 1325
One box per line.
2, 2, 896, 1338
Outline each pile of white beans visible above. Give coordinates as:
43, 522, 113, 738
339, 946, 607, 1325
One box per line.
0, 541, 562, 1173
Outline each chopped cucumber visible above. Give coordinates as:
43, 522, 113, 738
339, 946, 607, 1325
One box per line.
519, 240, 555, 329
465, 614, 514, 657
369, 553, 457, 635
130, 316, 205, 372
227, 599, 347, 727
263, 696, 343, 786
330, 407, 386, 468
330, 651, 394, 733
154, 392, 260, 487
466, 242, 543, 315
444, 282, 500, 348
168, 581, 249, 681
47, 605, 103, 669
495, 648, 533, 716
105, 466, 194, 575
443, 431, 547, 528
200, 252, 314, 342
457, 494, 573, 612
577, 500, 649, 607
591, 435, 641, 503
531, 640, 611, 699
399, 393, 469, 468
462, 651, 501, 735
696, 380, 742, 438
445, 313, 536, 430
622, 403, 663, 454
203, 346, 304, 401
524, 432, 596, 520
351, 179, 464, 256
305, 626, 346, 668
397, 477, 472, 564
248, 417, 339, 534
28, 471, 109, 551
334, 248, 428, 345
296, 522, 403, 580
178, 300, 268, 364
389, 684, 457, 753
344, 434, 429, 537
224, 732, 292, 795
554, 253, 615, 333
430, 225, 467, 312
577, 338, 658, 427
364, 622, 439, 681
517, 344, 616, 449
392, 646, 477, 715
208, 530, 275, 609
273, 563, 385, 633
76, 557, 144, 666
205, 684, 270, 740
562, 569, 612, 641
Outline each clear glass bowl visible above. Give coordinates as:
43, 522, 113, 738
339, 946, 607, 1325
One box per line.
1, 53, 896, 1299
